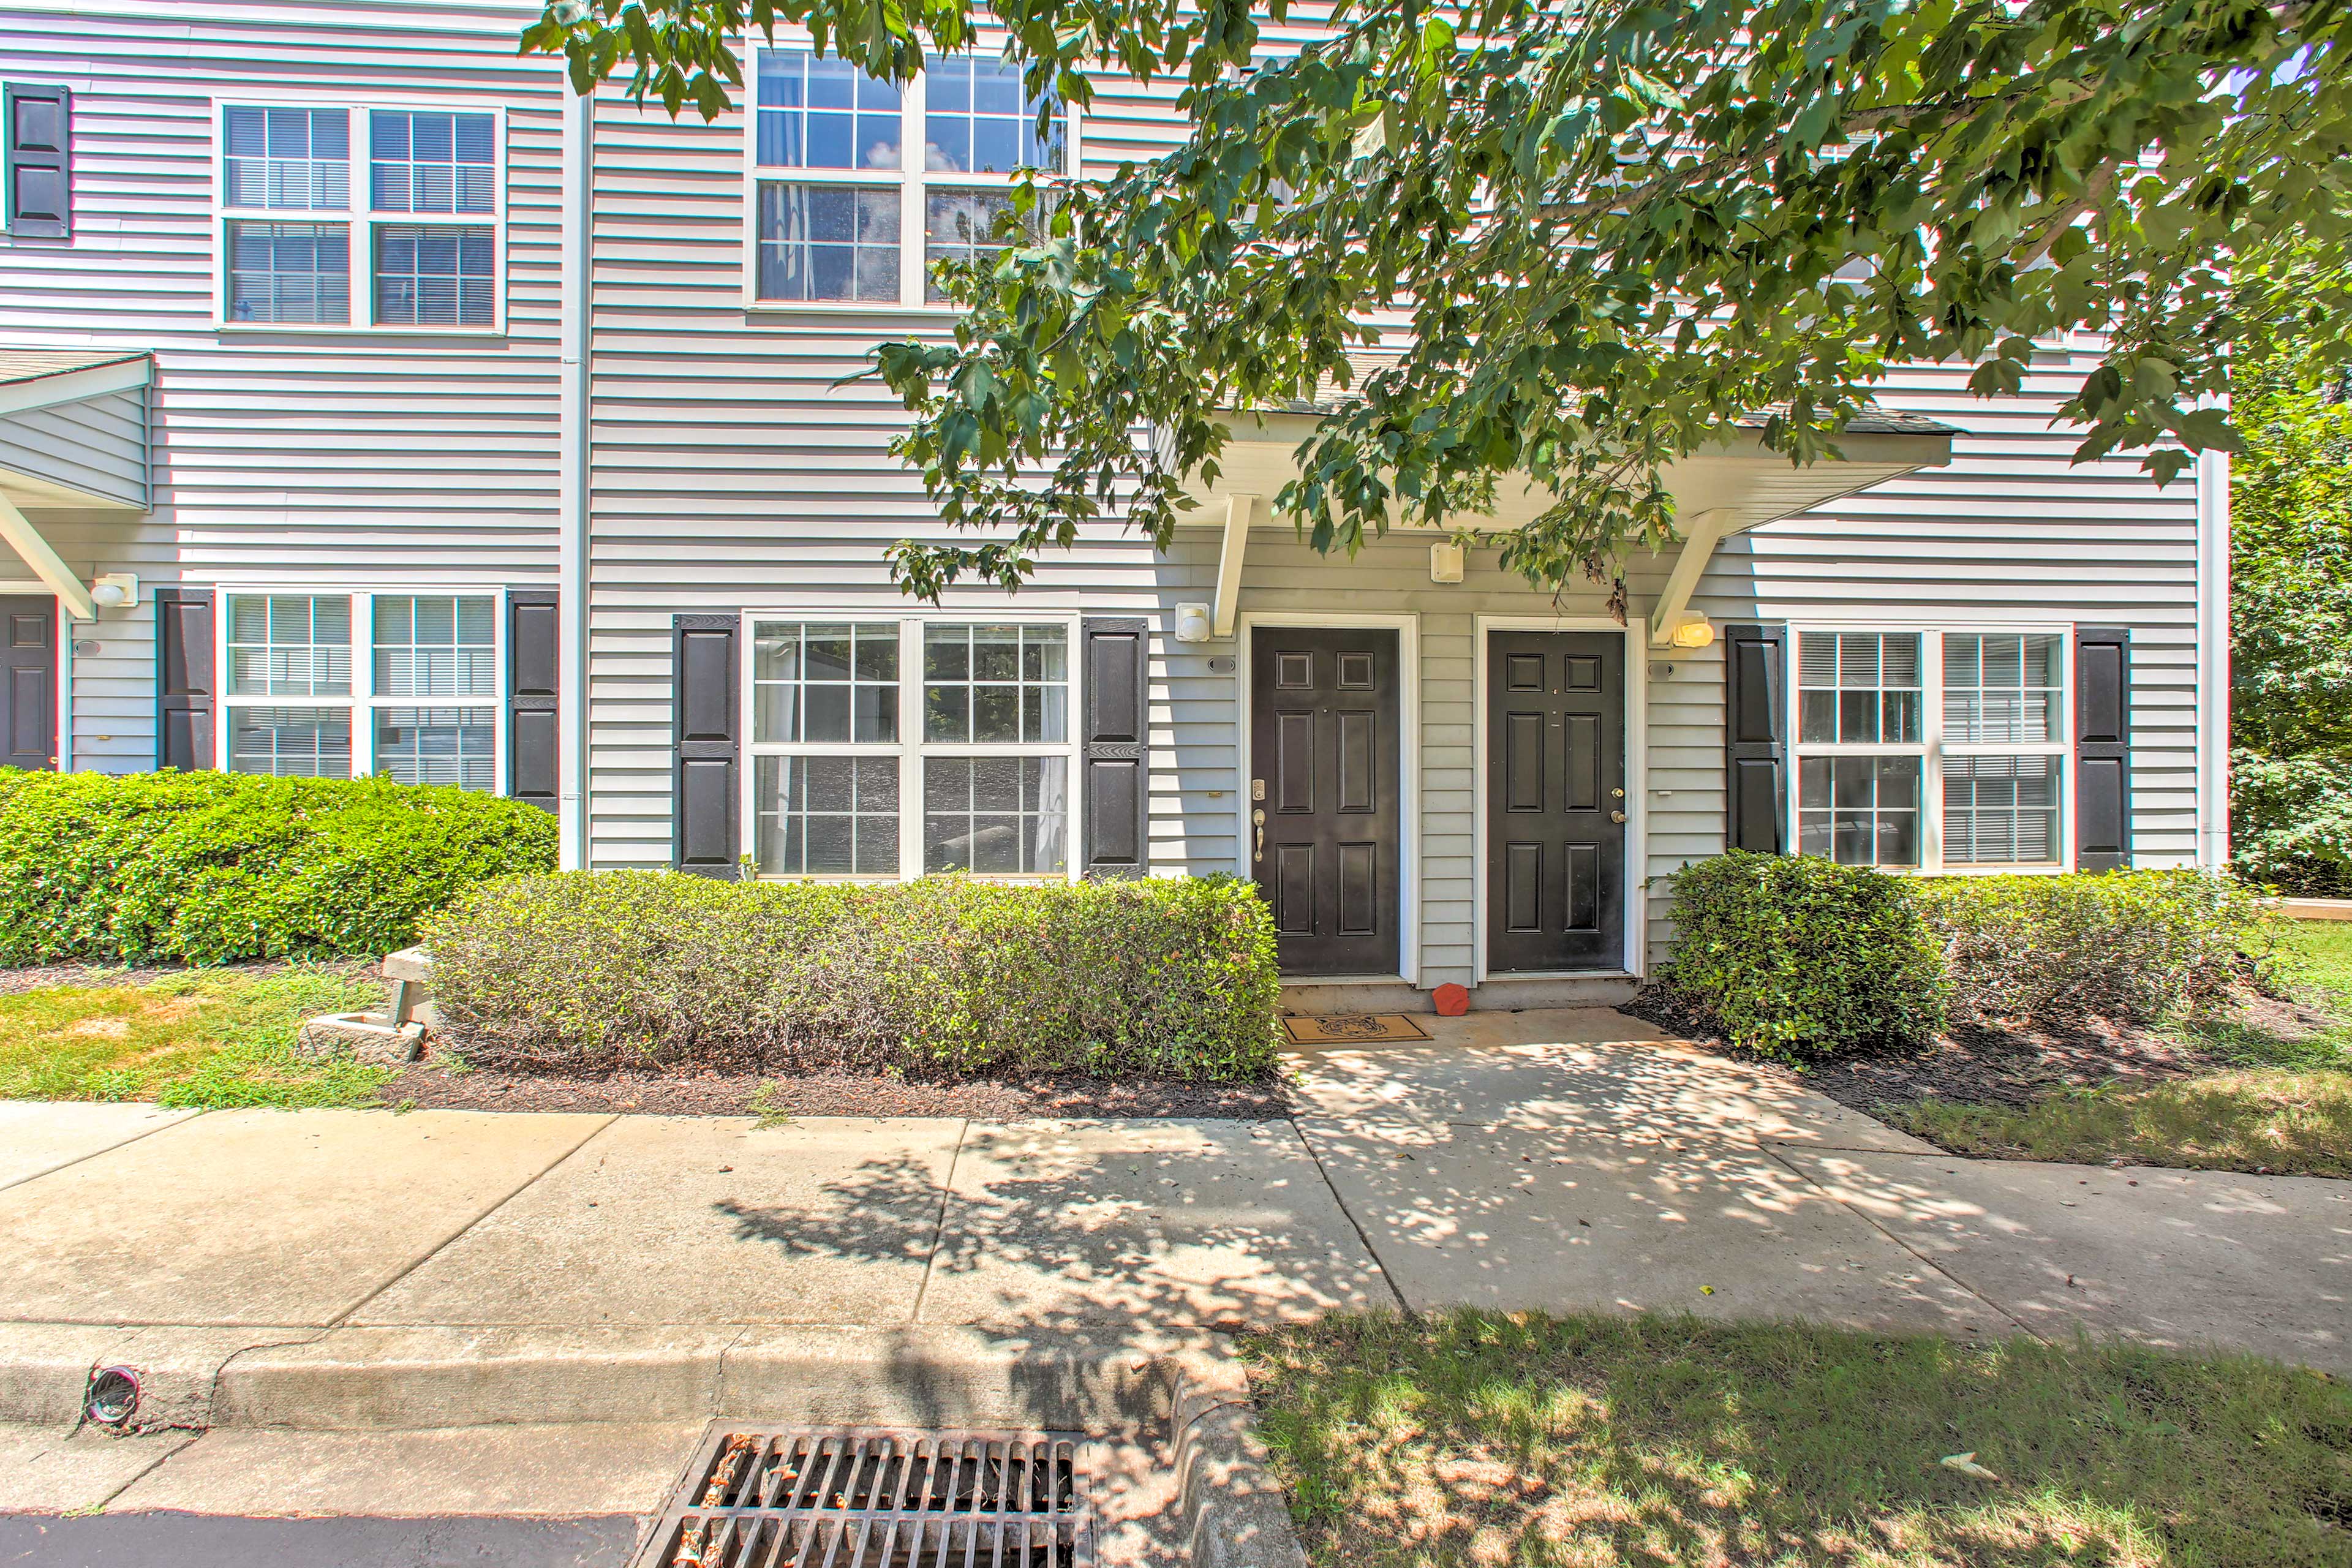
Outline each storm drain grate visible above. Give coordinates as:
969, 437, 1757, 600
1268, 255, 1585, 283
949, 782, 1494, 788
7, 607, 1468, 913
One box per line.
637, 1426, 1097, 1568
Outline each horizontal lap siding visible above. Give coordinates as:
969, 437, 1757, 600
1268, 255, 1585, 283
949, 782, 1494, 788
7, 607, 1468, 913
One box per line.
582, 64, 1202, 869
1643, 350, 2205, 960
0, 389, 147, 507
0, 0, 564, 770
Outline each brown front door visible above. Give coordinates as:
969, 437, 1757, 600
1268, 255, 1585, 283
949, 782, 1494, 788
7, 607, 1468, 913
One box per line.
0, 596, 56, 771
1250, 627, 1401, 976
1487, 630, 1625, 972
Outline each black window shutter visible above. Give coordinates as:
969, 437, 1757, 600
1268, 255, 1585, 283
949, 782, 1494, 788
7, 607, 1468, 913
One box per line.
1079, 616, 1150, 877
154, 588, 215, 771
507, 589, 559, 813
672, 614, 740, 878
2075, 625, 2132, 872
4, 84, 70, 238
1722, 622, 1789, 854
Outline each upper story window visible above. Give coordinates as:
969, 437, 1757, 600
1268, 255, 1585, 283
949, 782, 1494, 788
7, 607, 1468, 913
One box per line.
215, 102, 503, 331
747, 47, 1069, 307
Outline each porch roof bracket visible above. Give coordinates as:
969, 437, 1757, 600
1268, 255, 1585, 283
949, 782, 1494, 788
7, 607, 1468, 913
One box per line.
1647, 507, 1736, 647
1212, 491, 1256, 639
0, 493, 97, 621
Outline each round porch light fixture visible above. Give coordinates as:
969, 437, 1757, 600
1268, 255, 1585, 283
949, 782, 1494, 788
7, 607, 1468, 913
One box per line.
1668, 614, 1716, 650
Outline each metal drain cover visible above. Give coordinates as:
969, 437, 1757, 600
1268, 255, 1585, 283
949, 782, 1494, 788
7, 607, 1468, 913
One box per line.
636, 1425, 1098, 1568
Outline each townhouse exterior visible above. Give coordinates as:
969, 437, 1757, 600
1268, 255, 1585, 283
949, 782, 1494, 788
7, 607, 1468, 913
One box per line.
0, 1, 2231, 1009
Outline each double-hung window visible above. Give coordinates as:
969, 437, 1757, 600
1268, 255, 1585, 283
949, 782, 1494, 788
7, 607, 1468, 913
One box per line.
221, 590, 503, 789
747, 45, 1069, 306
1790, 627, 2069, 872
746, 614, 1079, 879
216, 102, 502, 330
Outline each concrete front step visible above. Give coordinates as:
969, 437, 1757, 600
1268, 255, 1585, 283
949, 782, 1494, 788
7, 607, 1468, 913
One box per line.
0, 1322, 1214, 1434
1280, 973, 1638, 1014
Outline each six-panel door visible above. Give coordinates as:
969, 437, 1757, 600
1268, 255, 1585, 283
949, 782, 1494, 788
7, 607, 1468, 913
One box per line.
1249, 628, 1401, 976
0, 596, 56, 772
1486, 630, 1624, 971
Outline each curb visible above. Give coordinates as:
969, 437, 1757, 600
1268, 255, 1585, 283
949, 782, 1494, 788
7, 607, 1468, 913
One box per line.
2, 1321, 1202, 1434
1169, 1358, 1311, 1568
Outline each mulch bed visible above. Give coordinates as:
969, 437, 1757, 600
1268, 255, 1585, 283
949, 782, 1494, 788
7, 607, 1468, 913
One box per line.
1623, 984, 2343, 1115
379, 1055, 1294, 1120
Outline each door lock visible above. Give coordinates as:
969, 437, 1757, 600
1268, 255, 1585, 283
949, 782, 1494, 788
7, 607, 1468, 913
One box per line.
1611, 787, 1625, 799
1252, 807, 1267, 862
1610, 809, 1628, 824
1251, 778, 1267, 802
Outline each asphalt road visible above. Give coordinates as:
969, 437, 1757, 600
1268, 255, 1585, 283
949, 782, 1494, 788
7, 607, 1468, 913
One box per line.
0, 1513, 641, 1567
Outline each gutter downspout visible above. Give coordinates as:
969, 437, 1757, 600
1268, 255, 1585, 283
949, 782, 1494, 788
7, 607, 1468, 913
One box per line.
557, 86, 590, 870
2196, 445, 2231, 872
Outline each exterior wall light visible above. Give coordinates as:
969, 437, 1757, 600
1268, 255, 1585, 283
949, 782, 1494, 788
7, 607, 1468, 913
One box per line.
1174, 602, 1212, 643
1668, 612, 1716, 650
1428, 541, 1465, 583
89, 573, 138, 610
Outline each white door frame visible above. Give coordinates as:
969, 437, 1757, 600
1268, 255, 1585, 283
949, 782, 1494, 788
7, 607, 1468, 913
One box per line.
1471, 614, 1648, 981
1236, 611, 1422, 987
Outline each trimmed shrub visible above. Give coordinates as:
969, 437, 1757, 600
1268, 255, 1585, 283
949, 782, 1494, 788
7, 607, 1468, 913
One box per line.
1652, 851, 1948, 1061
0, 769, 557, 965
1912, 869, 2286, 1025
422, 870, 1282, 1081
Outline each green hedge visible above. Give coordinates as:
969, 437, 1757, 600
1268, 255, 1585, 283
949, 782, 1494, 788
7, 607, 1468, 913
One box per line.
1912, 869, 2285, 1025
1651, 851, 1948, 1061
421, 870, 1283, 1081
1654, 856, 2286, 1058
0, 769, 557, 965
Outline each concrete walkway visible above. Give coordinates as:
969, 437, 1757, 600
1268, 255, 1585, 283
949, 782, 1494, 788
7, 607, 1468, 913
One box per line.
1, 1008, 2346, 1463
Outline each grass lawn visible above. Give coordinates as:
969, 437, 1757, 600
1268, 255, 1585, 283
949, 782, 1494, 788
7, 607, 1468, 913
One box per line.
1247, 1310, 2352, 1568
0, 967, 393, 1109
1891, 920, 2352, 1178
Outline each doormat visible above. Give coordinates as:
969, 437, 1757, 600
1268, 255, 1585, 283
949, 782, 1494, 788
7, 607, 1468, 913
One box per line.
1281, 1013, 1432, 1045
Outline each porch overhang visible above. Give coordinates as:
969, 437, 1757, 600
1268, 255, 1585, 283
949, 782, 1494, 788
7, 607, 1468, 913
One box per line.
0, 349, 156, 622
1174, 406, 1956, 641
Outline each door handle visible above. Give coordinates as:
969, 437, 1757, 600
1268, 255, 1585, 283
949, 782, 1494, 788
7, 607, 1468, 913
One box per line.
1253, 808, 1267, 862
1610, 810, 1627, 824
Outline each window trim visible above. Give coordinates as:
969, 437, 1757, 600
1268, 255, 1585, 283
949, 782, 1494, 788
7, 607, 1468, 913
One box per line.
209, 95, 507, 336
738, 608, 1087, 881
736, 34, 1080, 312
1785, 621, 2075, 875
213, 585, 511, 791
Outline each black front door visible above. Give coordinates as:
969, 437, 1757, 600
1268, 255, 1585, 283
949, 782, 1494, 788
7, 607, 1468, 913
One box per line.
1487, 630, 1624, 972
0, 596, 56, 772
1251, 628, 1401, 976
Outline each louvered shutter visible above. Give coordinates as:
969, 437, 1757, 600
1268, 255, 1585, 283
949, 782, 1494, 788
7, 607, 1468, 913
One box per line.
1079, 617, 1150, 877
154, 588, 215, 771
1722, 623, 1789, 854
507, 589, 559, 813
2075, 626, 2132, 872
672, 614, 740, 878
4, 84, 70, 238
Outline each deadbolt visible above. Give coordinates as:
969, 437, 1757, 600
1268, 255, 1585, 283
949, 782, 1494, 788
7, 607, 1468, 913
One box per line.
1611, 787, 1625, 798
1251, 778, 1267, 802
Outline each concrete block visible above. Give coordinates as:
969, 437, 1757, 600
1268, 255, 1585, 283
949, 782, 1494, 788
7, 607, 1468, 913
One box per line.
294, 1011, 424, 1066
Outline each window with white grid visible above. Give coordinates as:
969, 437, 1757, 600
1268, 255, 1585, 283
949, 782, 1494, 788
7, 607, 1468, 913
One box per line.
216, 99, 502, 330
747, 45, 1070, 306
219, 590, 505, 790
745, 614, 1080, 880
1790, 627, 2071, 872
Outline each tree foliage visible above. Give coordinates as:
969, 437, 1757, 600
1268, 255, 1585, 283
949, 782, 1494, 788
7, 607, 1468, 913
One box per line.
528, 0, 2352, 595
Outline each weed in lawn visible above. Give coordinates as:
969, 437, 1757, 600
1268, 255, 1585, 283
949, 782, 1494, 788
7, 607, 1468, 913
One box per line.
0, 967, 392, 1109
1246, 1310, 2352, 1568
